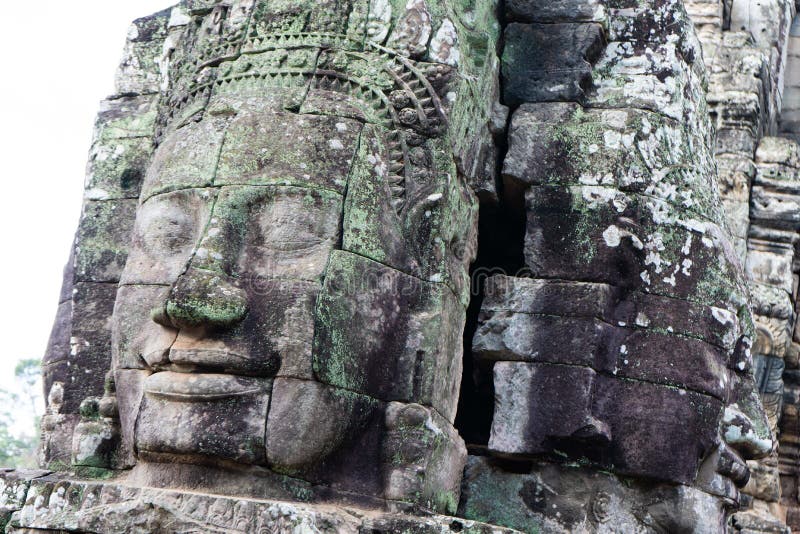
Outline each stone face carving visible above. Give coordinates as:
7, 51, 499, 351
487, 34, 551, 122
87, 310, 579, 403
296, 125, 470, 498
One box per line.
470, 3, 772, 523
92, 0, 490, 513
19, 0, 800, 533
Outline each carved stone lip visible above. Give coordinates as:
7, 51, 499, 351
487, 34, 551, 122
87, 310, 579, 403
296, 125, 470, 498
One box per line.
168, 347, 249, 364
144, 371, 265, 401
167, 347, 276, 375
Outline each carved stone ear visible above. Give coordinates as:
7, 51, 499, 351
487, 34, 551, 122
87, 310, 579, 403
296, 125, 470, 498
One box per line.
383, 402, 466, 514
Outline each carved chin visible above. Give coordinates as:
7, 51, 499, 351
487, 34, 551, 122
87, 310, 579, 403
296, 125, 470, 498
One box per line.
133, 373, 373, 473
135, 372, 271, 466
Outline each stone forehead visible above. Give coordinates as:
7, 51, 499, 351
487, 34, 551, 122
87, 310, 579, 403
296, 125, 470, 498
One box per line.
142, 98, 364, 200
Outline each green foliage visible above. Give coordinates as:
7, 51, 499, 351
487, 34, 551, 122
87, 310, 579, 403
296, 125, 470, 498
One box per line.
0, 358, 42, 468
0, 389, 37, 468
15, 359, 39, 388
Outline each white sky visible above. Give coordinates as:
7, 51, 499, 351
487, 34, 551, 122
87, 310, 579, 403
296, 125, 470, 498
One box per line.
0, 1, 175, 434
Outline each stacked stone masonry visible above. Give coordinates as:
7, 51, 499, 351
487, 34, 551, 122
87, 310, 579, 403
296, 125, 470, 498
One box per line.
11, 0, 800, 532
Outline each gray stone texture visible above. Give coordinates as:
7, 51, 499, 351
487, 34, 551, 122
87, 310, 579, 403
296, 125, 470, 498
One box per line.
466, 0, 781, 531
459, 456, 729, 534
0, 474, 516, 534
502, 23, 606, 106
41, 0, 490, 519
31, 0, 800, 532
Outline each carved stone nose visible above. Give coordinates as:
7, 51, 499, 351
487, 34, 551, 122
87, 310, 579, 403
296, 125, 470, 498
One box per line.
153, 267, 248, 330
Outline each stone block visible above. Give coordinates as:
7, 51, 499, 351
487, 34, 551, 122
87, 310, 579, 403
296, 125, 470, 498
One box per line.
121, 188, 215, 285
74, 199, 137, 283
592, 376, 722, 483
383, 402, 466, 514
501, 23, 605, 106
487, 363, 723, 483
168, 278, 318, 379
730, 0, 794, 54
140, 116, 227, 199
730, 509, 792, 534
750, 149, 800, 239
85, 136, 153, 201
615, 291, 741, 352
115, 11, 170, 95
43, 300, 71, 366
215, 104, 362, 194
750, 184, 800, 230
685, 0, 724, 31
503, 104, 722, 221
756, 137, 800, 167
478, 275, 742, 351
607, 330, 729, 400
505, 0, 605, 23
722, 198, 751, 240
54, 282, 117, 414
39, 412, 79, 469
477, 313, 730, 399
265, 378, 384, 496
474, 313, 609, 368
114, 369, 149, 468
489, 362, 603, 456
313, 251, 465, 421
111, 284, 176, 370
85, 95, 156, 200
342, 125, 478, 306
502, 101, 578, 187
459, 456, 728, 534
136, 372, 271, 465
524, 186, 746, 310
588, 42, 708, 128
746, 240, 796, 293
71, 413, 119, 469
214, 185, 343, 284
717, 155, 756, 203
710, 88, 764, 132
607, 0, 698, 48
94, 95, 158, 141
715, 127, 759, 157
481, 275, 617, 318
742, 460, 781, 502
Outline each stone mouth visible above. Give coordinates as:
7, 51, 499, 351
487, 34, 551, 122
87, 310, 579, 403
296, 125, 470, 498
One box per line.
166, 346, 275, 376
144, 371, 266, 401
